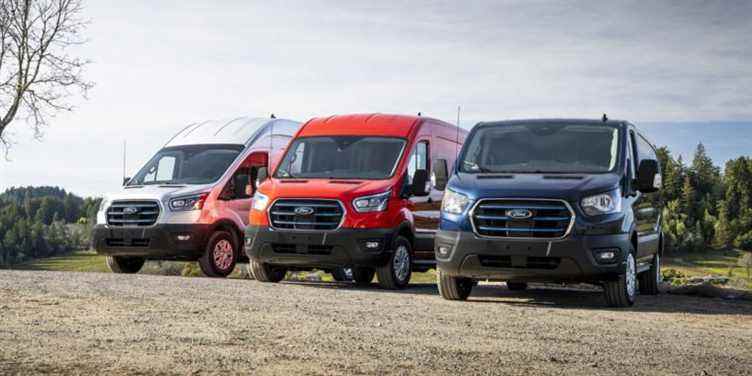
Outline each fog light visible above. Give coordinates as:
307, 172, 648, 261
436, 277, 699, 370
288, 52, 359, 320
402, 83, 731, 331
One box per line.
437, 246, 451, 257
594, 248, 620, 262
176, 234, 191, 241
365, 241, 381, 249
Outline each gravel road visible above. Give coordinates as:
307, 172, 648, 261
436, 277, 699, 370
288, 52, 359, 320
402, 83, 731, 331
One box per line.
1, 270, 750, 375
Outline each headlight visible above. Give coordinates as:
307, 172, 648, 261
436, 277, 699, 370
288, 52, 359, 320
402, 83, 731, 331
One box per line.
98, 198, 109, 212
353, 191, 391, 213
441, 189, 471, 215
252, 192, 270, 212
169, 193, 208, 211
581, 189, 622, 216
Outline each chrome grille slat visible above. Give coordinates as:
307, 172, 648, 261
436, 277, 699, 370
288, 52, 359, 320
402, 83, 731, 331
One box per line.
471, 199, 574, 239
106, 200, 160, 227
269, 199, 344, 231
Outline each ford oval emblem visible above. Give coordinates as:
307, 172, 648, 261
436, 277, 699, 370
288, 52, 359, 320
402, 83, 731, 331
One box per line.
294, 206, 315, 216
122, 207, 139, 215
506, 208, 533, 219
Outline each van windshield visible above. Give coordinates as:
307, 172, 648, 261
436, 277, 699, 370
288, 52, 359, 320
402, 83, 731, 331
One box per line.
275, 136, 406, 180
460, 123, 620, 174
128, 144, 244, 185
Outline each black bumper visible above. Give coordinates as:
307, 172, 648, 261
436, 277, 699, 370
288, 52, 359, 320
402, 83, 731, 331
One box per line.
435, 230, 630, 283
244, 226, 396, 269
92, 223, 210, 261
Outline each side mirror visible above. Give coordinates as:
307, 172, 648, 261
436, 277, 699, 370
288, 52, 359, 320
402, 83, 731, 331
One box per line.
256, 167, 269, 187
122, 177, 131, 186
636, 159, 661, 193
411, 169, 430, 197
431, 159, 449, 191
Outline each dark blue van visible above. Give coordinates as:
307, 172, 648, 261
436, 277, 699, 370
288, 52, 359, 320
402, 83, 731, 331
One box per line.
433, 118, 663, 307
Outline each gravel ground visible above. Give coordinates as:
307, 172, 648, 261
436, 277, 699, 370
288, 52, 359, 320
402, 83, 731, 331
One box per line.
1, 270, 751, 375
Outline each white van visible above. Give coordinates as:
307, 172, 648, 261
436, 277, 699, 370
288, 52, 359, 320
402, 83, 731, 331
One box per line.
93, 116, 300, 277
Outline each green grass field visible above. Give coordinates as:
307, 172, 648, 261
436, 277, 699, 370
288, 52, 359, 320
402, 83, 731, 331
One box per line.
9, 248, 750, 290
664, 249, 752, 290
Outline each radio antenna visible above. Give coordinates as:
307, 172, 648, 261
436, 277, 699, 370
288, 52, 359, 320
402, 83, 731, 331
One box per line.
122, 139, 127, 183
455, 105, 461, 160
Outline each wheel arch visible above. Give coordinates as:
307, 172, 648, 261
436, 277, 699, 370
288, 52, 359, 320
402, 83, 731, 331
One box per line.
210, 219, 243, 247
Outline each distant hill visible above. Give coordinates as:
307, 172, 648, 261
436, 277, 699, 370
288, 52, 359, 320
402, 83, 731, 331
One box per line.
639, 122, 751, 166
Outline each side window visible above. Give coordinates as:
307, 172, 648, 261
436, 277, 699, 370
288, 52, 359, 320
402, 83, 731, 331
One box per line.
227, 167, 252, 200
407, 141, 429, 183
636, 134, 658, 163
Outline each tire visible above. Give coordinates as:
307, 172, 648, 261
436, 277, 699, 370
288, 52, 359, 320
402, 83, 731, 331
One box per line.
376, 236, 412, 290
638, 253, 661, 295
198, 231, 238, 278
437, 269, 473, 300
352, 267, 375, 287
604, 249, 637, 307
506, 281, 528, 291
331, 268, 351, 282
249, 259, 287, 283
106, 256, 145, 274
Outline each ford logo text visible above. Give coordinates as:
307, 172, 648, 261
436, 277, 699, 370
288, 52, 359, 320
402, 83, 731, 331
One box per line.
506, 208, 533, 219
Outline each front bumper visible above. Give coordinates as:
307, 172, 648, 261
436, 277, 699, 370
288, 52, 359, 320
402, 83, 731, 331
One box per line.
435, 230, 630, 282
92, 223, 210, 260
244, 226, 395, 269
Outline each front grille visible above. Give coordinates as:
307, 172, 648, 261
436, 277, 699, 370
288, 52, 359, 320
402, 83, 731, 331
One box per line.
479, 255, 561, 270
106, 200, 160, 227
471, 199, 573, 239
269, 199, 344, 231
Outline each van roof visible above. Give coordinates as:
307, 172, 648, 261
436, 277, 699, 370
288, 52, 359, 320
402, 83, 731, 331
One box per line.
477, 118, 628, 128
164, 117, 298, 147
298, 114, 428, 138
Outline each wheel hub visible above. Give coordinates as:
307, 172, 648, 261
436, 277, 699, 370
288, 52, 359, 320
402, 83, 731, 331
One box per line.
392, 245, 410, 282
213, 239, 234, 271
626, 253, 636, 298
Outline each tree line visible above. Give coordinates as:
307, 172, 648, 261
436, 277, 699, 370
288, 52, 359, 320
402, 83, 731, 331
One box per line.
657, 143, 752, 252
0, 186, 100, 266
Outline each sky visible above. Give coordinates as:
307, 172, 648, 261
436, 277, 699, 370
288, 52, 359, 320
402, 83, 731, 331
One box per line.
1, 0, 751, 197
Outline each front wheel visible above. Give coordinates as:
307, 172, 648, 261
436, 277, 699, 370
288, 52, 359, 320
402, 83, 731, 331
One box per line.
604, 250, 637, 307
376, 236, 412, 289
249, 259, 287, 283
198, 231, 238, 278
437, 269, 473, 300
638, 253, 661, 295
106, 256, 145, 274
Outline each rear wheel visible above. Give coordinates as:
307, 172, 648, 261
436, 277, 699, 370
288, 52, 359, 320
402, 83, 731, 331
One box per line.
506, 281, 528, 291
638, 253, 661, 295
352, 267, 375, 287
376, 236, 412, 290
106, 256, 145, 274
604, 249, 637, 307
331, 268, 351, 282
437, 269, 473, 300
198, 231, 238, 278
249, 259, 287, 282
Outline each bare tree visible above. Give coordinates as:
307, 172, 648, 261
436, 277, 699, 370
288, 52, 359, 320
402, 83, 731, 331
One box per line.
0, 0, 91, 152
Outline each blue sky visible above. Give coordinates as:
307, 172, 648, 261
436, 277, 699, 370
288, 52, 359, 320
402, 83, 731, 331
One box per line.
1, 0, 751, 197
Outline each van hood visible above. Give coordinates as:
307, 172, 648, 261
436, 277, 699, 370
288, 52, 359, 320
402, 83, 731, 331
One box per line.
449, 172, 621, 202
261, 179, 393, 202
104, 184, 215, 204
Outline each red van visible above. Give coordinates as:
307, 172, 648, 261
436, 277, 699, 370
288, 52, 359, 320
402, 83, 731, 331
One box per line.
244, 114, 467, 289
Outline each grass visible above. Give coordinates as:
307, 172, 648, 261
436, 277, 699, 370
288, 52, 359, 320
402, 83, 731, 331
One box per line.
664, 249, 752, 290
11, 250, 109, 273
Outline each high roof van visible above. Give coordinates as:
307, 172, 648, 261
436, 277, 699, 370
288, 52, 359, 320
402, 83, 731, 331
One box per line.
244, 113, 467, 289
93, 116, 300, 277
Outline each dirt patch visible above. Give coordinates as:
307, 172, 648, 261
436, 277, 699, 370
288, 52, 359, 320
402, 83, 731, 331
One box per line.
1, 270, 751, 375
